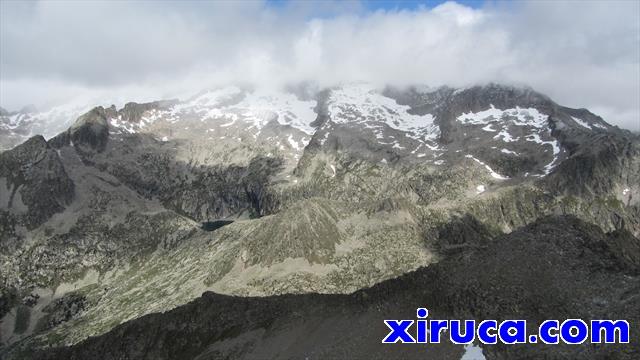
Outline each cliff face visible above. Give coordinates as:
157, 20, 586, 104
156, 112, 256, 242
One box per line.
0, 135, 74, 230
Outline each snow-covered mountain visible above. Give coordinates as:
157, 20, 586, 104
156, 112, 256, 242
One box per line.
1, 83, 639, 359
3, 83, 616, 176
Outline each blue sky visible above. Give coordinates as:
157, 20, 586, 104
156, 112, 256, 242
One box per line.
360, 0, 483, 11
264, 0, 484, 14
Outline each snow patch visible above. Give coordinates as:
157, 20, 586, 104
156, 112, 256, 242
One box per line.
327, 84, 440, 148
493, 130, 518, 142
459, 106, 552, 147
220, 119, 236, 127
458, 105, 548, 128
234, 91, 317, 134
572, 116, 607, 130
170, 87, 318, 135
287, 135, 305, 151
457, 104, 504, 125
458, 104, 564, 177
571, 116, 592, 130
526, 134, 561, 175
465, 154, 509, 180
109, 116, 138, 134
461, 344, 486, 360
319, 131, 330, 145
481, 124, 497, 132
500, 148, 519, 156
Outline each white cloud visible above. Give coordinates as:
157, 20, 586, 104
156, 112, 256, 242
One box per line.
1, 0, 638, 130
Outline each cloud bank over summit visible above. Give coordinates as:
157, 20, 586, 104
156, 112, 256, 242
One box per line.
1, 0, 638, 130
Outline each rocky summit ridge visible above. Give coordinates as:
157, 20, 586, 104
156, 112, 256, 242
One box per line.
0, 83, 639, 359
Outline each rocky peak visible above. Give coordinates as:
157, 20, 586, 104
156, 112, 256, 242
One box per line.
119, 100, 178, 124
69, 106, 115, 153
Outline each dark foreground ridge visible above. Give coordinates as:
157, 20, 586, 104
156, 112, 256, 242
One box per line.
26, 215, 640, 360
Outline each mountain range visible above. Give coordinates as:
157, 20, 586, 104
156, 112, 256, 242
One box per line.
1, 83, 638, 359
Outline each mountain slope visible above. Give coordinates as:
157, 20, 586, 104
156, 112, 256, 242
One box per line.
19, 216, 640, 360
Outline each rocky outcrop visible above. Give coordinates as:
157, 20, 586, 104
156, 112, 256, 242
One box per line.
435, 214, 497, 252
35, 293, 87, 332
544, 131, 640, 197
118, 100, 178, 124
97, 148, 284, 221
69, 106, 115, 153
0, 135, 74, 229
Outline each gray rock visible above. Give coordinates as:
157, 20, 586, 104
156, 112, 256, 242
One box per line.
0, 135, 74, 229
69, 106, 115, 153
